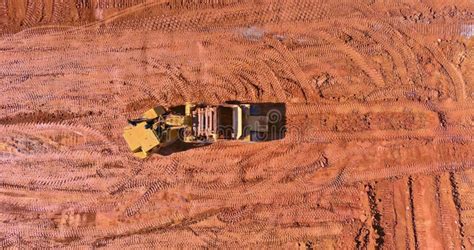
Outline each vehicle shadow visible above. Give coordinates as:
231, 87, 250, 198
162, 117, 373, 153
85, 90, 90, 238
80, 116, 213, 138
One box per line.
156, 140, 210, 156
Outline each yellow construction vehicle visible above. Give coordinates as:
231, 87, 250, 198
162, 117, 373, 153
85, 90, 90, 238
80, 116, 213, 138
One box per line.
123, 102, 285, 158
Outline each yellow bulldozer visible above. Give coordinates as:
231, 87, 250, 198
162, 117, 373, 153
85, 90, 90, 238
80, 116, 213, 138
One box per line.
123, 102, 285, 158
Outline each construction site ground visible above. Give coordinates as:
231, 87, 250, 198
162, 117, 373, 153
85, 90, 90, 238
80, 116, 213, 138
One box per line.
0, 0, 473, 248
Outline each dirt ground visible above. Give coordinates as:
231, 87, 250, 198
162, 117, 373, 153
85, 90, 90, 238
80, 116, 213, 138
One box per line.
0, 0, 473, 248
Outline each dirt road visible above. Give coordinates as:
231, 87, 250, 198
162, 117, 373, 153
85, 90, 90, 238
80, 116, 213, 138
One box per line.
0, 0, 473, 248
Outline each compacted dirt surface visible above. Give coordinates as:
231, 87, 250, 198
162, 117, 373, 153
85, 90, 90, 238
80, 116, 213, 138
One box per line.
0, 0, 473, 248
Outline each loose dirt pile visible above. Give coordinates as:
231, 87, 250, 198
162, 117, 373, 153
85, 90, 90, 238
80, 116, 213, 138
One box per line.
0, 0, 473, 248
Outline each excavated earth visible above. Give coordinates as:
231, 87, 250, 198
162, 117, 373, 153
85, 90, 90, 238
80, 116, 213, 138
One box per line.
0, 0, 473, 248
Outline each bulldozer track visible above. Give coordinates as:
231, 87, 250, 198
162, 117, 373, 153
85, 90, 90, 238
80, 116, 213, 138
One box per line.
388, 20, 468, 102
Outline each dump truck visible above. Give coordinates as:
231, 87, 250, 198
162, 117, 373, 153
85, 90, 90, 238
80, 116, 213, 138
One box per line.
123, 102, 285, 158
